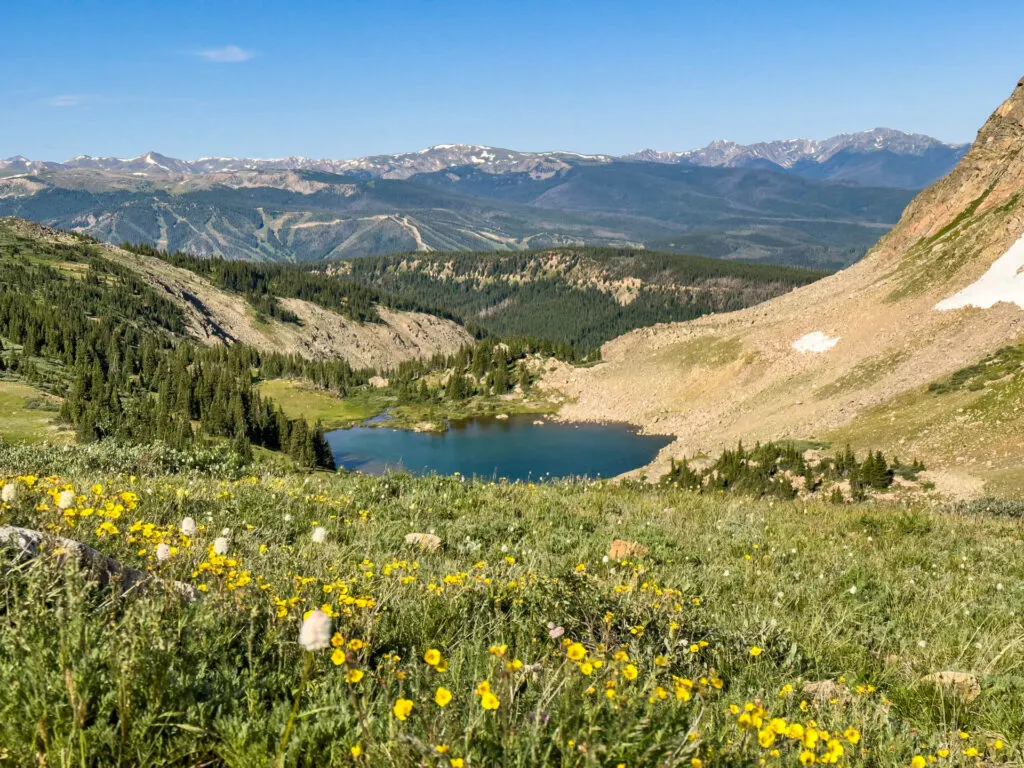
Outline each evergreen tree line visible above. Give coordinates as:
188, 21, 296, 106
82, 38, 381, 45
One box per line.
126, 240, 825, 359
383, 336, 575, 403
0, 232, 337, 468
661, 442, 924, 500
125, 242, 384, 324
340, 248, 826, 354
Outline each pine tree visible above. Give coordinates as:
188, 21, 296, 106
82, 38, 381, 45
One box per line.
517, 362, 531, 392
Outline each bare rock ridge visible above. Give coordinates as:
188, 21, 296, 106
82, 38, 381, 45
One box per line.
546, 75, 1024, 492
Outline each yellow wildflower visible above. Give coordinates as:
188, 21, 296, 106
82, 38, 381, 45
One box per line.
392, 698, 413, 721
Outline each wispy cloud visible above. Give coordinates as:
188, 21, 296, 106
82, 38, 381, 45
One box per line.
192, 45, 256, 63
47, 94, 88, 108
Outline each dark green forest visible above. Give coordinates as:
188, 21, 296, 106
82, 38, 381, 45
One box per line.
0, 226, 350, 468
135, 241, 825, 354
660, 441, 924, 500
339, 248, 826, 351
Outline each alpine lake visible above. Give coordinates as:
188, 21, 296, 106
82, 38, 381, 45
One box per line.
326, 414, 671, 482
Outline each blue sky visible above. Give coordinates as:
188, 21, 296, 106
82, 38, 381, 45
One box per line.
3, 0, 1022, 160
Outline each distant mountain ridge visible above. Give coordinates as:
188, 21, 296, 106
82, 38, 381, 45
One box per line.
624, 128, 969, 189
0, 128, 965, 267
1, 128, 965, 188
0, 146, 614, 182
626, 128, 961, 166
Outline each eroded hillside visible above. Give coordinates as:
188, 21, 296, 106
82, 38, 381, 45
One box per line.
547, 76, 1024, 494
1, 218, 472, 370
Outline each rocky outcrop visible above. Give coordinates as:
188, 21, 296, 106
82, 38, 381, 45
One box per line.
404, 532, 442, 552
0, 525, 199, 601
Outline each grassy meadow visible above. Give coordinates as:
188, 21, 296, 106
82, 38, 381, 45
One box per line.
0, 379, 72, 443
256, 379, 387, 430
256, 378, 557, 435
0, 442, 1021, 767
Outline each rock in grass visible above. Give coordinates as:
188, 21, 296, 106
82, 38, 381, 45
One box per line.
0, 525, 199, 601
802, 679, 853, 706
921, 671, 981, 702
405, 532, 442, 552
608, 539, 649, 560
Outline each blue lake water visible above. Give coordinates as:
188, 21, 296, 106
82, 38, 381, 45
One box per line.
326, 415, 671, 481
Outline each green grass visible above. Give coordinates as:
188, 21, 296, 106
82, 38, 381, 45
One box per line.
886, 188, 1020, 302
0, 379, 71, 443
256, 379, 388, 429
0, 441, 1021, 766
383, 393, 558, 433
929, 344, 1024, 394
814, 350, 910, 399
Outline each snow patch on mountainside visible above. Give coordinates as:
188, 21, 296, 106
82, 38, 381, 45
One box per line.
936, 233, 1024, 311
792, 331, 839, 353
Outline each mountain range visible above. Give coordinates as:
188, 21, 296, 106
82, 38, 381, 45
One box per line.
0, 129, 966, 267
2, 127, 965, 186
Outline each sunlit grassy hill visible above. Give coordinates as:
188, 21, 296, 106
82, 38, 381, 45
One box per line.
0, 441, 1021, 766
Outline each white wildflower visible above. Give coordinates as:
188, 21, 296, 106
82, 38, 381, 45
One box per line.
180, 516, 197, 537
213, 536, 230, 555
156, 543, 171, 561
56, 490, 76, 510
2, 483, 19, 503
848, 585, 857, 595
311, 526, 327, 544
298, 610, 332, 651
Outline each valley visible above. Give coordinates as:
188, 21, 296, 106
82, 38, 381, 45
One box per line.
3, 3, 1024, 765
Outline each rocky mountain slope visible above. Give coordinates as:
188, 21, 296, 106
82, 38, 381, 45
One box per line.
0, 218, 472, 369
546, 76, 1024, 495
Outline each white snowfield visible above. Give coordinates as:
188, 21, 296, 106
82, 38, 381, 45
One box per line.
936, 232, 1024, 311
792, 331, 840, 353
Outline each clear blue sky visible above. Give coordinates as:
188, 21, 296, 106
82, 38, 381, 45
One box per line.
3, 0, 1022, 160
